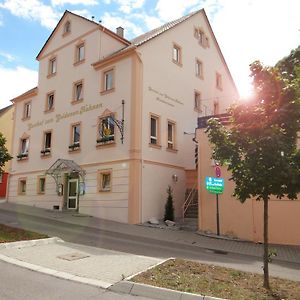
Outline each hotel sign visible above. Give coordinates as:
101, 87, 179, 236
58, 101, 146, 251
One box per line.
205, 177, 224, 194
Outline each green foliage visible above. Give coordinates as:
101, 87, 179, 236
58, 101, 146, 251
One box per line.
0, 132, 12, 173
206, 61, 300, 202
164, 186, 174, 221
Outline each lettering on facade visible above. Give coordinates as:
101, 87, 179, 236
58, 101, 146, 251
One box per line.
27, 103, 103, 131
148, 86, 184, 106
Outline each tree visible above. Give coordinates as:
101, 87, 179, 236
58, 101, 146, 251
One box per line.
0, 132, 12, 173
164, 186, 174, 221
206, 60, 300, 290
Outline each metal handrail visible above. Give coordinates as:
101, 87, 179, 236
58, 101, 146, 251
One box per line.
182, 181, 198, 220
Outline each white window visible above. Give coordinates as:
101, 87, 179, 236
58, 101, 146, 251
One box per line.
167, 121, 176, 150
23, 102, 31, 119
74, 81, 83, 101
76, 44, 85, 62
104, 70, 113, 91
20, 138, 29, 154
46, 93, 54, 111
41, 131, 52, 155
72, 124, 80, 145
18, 178, 27, 195
172, 44, 182, 64
64, 21, 71, 34
150, 115, 159, 145
97, 115, 115, 144
49, 57, 57, 75
38, 176, 46, 194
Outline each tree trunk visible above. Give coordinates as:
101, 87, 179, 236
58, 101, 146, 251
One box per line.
263, 197, 270, 289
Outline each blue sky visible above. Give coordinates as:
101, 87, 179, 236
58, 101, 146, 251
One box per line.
0, 0, 299, 108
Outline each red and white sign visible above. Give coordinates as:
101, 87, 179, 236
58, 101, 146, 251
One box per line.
215, 166, 221, 178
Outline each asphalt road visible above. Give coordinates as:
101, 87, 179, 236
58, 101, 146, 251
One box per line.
0, 209, 299, 281
0, 260, 152, 300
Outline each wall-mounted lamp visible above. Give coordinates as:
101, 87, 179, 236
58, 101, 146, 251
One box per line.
172, 174, 178, 182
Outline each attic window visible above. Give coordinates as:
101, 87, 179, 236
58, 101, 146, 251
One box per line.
63, 21, 71, 35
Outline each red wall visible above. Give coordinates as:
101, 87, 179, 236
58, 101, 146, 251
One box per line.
0, 173, 8, 198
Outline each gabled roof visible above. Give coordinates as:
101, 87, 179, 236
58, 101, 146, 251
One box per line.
36, 10, 131, 60
131, 9, 201, 46
0, 104, 13, 117
11, 87, 38, 103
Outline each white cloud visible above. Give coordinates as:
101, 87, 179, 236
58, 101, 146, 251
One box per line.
0, 52, 15, 62
155, 0, 200, 21
101, 12, 144, 37
104, 0, 145, 14
0, 0, 60, 29
0, 66, 38, 109
71, 9, 91, 19
204, 0, 300, 98
51, 0, 98, 6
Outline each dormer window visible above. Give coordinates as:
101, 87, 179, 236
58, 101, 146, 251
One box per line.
64, 21, 71, 35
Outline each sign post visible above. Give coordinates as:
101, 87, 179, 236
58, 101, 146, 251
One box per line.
205, 176, 224, 235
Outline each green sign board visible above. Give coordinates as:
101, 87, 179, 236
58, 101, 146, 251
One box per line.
205, 177, 224, 194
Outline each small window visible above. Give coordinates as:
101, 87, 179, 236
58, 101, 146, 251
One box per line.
214, 101, 220, 115
194, 91, 201, 111
195, 59, 203, 78
64, 21, 71, 34
73, 81, 83, 102
23, 102, 31, 119
69, 123, 80, 150
18, 178, 27, 195
49, 57, 57, 75
172, 44, 182, 65
75, 43, 85, 63
46, 92, 54, 111
98, 170, 112, 192
167, 121, 176, 150
103, 69, 114, 92
97, 115, 115, 144
20, 138, 29, 154
150, 114, 160, 145
41, 131, 52, 155
37, 176, 46, 194
216, 73, 222, 90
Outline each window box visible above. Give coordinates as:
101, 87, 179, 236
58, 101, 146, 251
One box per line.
97, 135, 114, 145
69, 143, 80, 150
40, 149, 51, 155
17, 153, 28, 160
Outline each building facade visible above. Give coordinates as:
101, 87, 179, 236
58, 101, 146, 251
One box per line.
8, 9, 238, 224
0, 105, 14, 198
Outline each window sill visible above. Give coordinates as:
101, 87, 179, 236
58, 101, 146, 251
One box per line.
63, 31, 71, 37
98, 189, 111, 193
149, 143, 162, 149
196, 75, 204, 80
40, 152, 51, 159
69, 148, 81, 153
194, 108, 202, 113
166, 147, 178, 153
172, 60, 183, 67
44, 108, 54, 114
96, 141, 116, 148
17, 157, 29, 162
18, 193, 26, 196
100, 88, 115, 96
47, 72, 57, 79
37, 192, 45, 195
71, 99, 84, 105
73, 59, 85, 67
216, 86, 223, 91
22, 117, 31, 121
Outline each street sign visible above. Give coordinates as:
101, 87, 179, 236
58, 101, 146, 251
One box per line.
215, 166, 221, 178
205, 177, 224, 194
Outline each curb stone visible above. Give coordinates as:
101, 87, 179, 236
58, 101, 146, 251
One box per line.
0, 237, 64, 249
109, 281, 227, 300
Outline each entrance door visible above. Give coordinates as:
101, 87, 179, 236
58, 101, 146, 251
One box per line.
68, 179, 78, 209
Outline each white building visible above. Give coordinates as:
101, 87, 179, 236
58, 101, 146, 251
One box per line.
8, 9, 238, 224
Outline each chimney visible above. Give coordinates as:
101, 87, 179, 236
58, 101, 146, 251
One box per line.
116, 26, 124, 38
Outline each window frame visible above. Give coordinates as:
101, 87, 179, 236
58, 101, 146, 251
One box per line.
101, 68, 115, 94
63, 20, 71, 36
167, 120, 177, 152
72, 80, 84, 103
195, 59, 203, 79
172, 43, 182, 66
69, 122, 81, 152
98, 169, 112, 192
18, 135, 30, 160
41, 130, 52, 156
37, 176, 46, 194
216, 72, 223, 90
194, 90, 202, 112
48, 56, 57, 77
74, 41, 85, 65
45, 91, 55, 112
149, 113, 161, 148
18, 178, 27, 195
23, 101, 31, 120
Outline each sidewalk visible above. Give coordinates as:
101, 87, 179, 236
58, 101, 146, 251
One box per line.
1, 202, 300, 265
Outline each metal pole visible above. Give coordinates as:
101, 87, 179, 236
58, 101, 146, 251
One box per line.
121, 99, 125, 144
216, 194, 220, 235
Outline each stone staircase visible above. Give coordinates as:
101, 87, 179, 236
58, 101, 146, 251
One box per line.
180, 188, 198, 231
